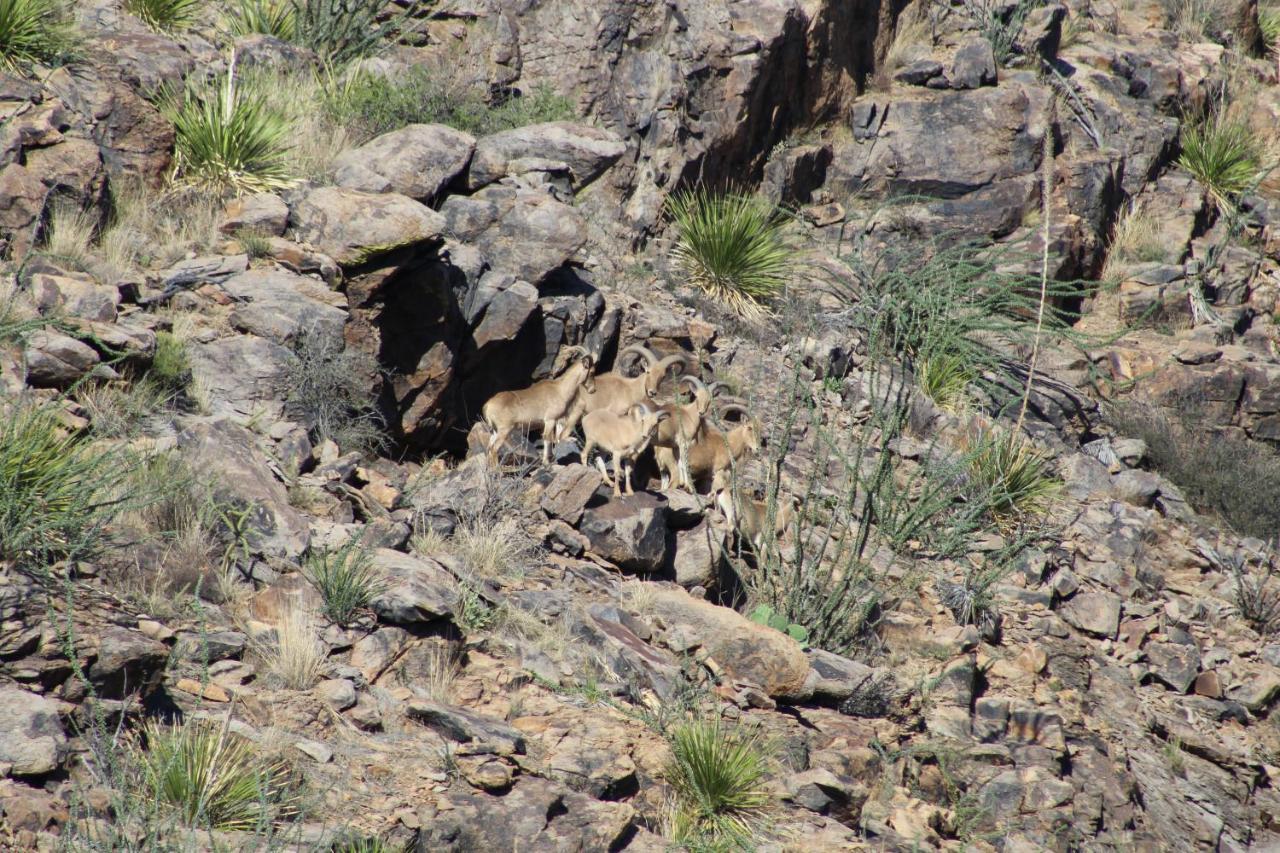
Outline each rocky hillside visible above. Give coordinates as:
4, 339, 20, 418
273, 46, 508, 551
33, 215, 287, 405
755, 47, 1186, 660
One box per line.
3, 0, 1280, 850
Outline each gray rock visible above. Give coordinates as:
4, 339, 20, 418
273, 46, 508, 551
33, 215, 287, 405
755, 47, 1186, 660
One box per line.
784, 768, 867, 817
1112, 469, 1162, 507
350, 626, 411, 683
177, 418, 310, 558
1146, 641, 1201, 694
895, 59, 944, 85
28, 271, 119, 322
803, 648, 879, 703
334, 124, 476, 201
223, 269, 348, 348
949, 40, 997, 89
0, 686, 66, 776
219, 193, 290, 237
468, 122, 625, 191
406, 700, 525, 755
368, 549, 460, 625
90, 626, 169, 700
293, 738, 333, 763
1059, 591, 1122, 638
175, 630, 247, 663
579, 493, 669, 573
441, 184, 586, 284
23, 330, 101, 387
290, 187, 446, 267
470, 275, 539, 352
670, 520, 725, 588
187, 334, 294, 421
539, 463, 604, 525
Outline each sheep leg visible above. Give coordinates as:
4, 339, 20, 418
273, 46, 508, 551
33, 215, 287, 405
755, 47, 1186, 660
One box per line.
612, 454, 624, 497
488, 426, 512, 466
594, 455, 616, 489
623, 458, 635, 495
676, 435, 693, 491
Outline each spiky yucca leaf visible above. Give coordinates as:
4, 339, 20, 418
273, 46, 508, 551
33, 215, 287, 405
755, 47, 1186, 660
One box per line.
916, 353, 974, 412
124, 0, 201, 32
1260, 5, 1280, 52
134, 719, 295, 831
667, 188, 793, 321
1178, 115, 1263, 208
228, 0, 296, 38
965, 429, 1060, 518
0, 0, 72, 70
162, 65, 295, 194
667, 719, 771, 847
305, 534, 383, 625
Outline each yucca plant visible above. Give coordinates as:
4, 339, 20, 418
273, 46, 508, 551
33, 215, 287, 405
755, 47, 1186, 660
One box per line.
964, 429, 1059, 519
915, 353, 974, 412
124, 0, 201, 32
0, 398, 139, 572
133, 718, 295, 831
162, 59, 295, 194
666, 188, 793, 321
666, 719, 772, 847
292, 0, 420, 66
228, 0, 296, 38
0, 0, 73, 71
1178, 114, 1263, 208
305, 534, 383, 624
1259, 5, 1280, 53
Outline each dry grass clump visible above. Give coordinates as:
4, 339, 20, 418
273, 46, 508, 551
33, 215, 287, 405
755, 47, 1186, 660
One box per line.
96, 182, 223, 281
452, 517, 541, 580
256, 604, 327, 690
1102, 201, 1176, 281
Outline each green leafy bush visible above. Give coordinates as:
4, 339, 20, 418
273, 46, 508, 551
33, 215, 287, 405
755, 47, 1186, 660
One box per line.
133, 719, 295, 831
321, 65, 574, 144
0, 398, 140, 572
0, 0, 72, 70
1261, 5, 1280, 52
305, 534, 383, 624
124, 0, 201, 32
228, 0, 296, 38
1178, 114, 1263, 207
291, 0, 419, 65
150, 330, 192, 395
666, 188, 793, 320
667, 719, 772, 848
915, 353, 974, 412
162, 65, 295, 194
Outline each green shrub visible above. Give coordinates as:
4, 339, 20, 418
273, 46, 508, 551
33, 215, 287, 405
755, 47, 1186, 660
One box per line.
667, 719, 771, 848
666, 188, 793, 321
963, 429, 1059, 519
0, 398, 140, 572
321, 65, 574, 144
228, 0, 296, 38
1178, 114, 1263, 207
1107, 399, 1280, 538
150, 330, 191, 395
133, 718, 296, 831
291, 0, 420, 65
124, 0, 201, 32
746, 603, 809, 645
0, 0, 72, 70
305, 534, 383, 624
162, 66, 295, 194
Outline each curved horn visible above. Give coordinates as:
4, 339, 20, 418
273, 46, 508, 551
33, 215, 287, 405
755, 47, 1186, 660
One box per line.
618, 344, 658, 371
561, 345, 588, 359
650, 353, 688, 378
679, 375, 708, 393
708, 381, 735, 397
630, 402, 652, 419
718, 402, 751, 420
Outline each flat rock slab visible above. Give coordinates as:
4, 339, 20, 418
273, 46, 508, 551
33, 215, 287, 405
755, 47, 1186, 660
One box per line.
223, 269, 347, 348
406, 700, 525, 755
1059, 591, 1122, 638
290, 187, 445, 267
441, 185, 586, 284
468, 121, 625, 191
540, 463, 604, 524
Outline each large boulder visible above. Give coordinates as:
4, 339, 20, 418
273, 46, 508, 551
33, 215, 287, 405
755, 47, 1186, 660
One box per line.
578, 493, 670, 573
187, 334, 294, 422
0, 163, 48, 259
467, 121, 625, 191
88, 626, 169, 700
441, 185, 586, 284
368, 549, 461, 625
290, 187, 446, 267
22, 329, 102, 387
333, 124, 476, 201
649, 588, 811, 699
0, 687, 65, 776
176, 418, 310, 558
